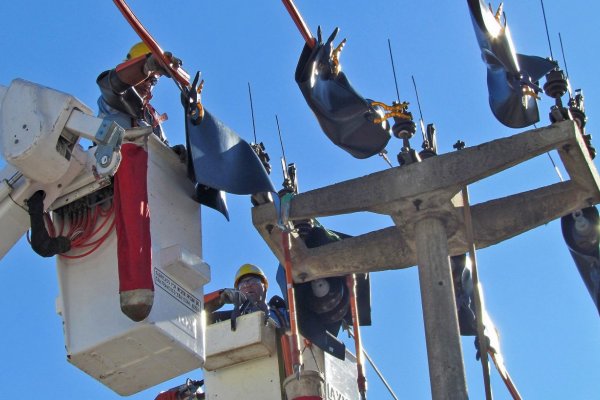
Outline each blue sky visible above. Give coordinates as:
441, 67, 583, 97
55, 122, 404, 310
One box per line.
0, 1, 599, 399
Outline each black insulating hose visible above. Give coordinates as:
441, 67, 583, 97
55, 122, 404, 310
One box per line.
28, 190, 71, 257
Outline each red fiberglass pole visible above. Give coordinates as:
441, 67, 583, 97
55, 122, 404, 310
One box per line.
347, 274, 367, 399
282, 231, 303, 375
281, 0, 317, 48
113, 0, 191, 87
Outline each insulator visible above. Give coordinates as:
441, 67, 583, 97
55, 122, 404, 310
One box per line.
250, 142, 271, 175
570, 107, 587, 129
549, 105, 569, 124
419, 149, 436, 160
294, 219, 314, 238
543, 69, 569, 99
561, 207, 600, 315
392, 119, 416, 140
311, 279, 330, 298
564, 208, 600, 255
397, 147, 421, 166
307, 277, 345, 315
318, 283, 350, 325
584, 133, 596, 160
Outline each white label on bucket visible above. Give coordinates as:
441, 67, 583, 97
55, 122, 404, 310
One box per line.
154, 268, 201, 313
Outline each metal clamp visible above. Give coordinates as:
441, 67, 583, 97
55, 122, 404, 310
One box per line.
95, 121, 124, 167
277, 192, 295, 233
370, 100, 411, 124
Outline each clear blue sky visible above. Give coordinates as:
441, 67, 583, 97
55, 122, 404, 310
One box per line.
1, 1, 599, 399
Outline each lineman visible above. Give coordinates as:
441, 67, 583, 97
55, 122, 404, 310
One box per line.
97, 42, 183, 147
205, 264, 288, 328
96, 42, 185, 321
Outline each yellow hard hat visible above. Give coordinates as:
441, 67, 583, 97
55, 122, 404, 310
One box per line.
234, 264, 268, 289
126, 42, 151, 60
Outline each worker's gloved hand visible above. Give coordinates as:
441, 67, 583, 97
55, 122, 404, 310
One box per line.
143, 52, 182, 78
220, 288, 247, 306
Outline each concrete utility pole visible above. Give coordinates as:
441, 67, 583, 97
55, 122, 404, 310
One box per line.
415, 217, 469, 398
252, 120, 600, 398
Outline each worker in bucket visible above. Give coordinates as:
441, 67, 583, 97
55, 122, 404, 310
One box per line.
95, 42, 185, 322
97, 41, 184, 149
154, 264, 288, 400
205, 263, 288, 329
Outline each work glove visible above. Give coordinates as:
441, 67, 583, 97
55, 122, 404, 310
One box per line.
220, 288, 247, 307
143, 52, 182, 78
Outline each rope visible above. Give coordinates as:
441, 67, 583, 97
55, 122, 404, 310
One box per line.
302, 340, 323, 374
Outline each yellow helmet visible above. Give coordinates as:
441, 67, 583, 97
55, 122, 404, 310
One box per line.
234, 264, 268, 289
126, 42, 151, 60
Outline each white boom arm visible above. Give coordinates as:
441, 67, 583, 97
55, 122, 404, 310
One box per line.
0, 79, 130, 259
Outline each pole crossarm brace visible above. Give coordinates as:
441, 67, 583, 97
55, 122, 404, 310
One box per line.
253, 121, 600, 282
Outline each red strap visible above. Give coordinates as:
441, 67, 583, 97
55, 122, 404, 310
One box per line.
114, 143, 153, 292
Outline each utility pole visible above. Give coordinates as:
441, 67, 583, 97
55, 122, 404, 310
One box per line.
253, 120, 600, 398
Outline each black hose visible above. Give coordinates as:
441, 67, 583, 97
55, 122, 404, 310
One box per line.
27, 190, 71, 257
